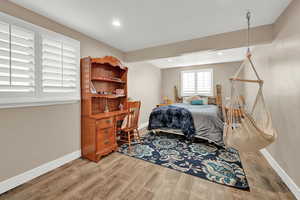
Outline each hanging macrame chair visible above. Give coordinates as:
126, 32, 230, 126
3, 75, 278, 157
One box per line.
223, 12, 277, 152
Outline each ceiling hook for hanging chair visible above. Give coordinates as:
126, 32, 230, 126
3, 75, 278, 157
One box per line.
246, 11, 252, 58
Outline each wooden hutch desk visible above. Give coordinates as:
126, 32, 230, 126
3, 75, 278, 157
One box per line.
81, 56, 128, 162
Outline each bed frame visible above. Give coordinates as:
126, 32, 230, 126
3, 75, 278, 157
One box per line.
150, 84, 223, 145
150, 128, 221, 146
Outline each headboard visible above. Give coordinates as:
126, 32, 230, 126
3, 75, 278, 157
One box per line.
178, 84, 222, 107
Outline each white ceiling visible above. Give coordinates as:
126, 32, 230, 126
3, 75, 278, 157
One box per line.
10, 0, 291, 52
148, 47, 250, 68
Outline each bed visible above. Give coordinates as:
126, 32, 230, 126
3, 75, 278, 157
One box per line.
148, 85, 224, 146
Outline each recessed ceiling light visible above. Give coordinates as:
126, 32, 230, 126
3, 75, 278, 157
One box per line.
167, 58, 174, 62
112, 19, 121, 27
217, 52, 223, 56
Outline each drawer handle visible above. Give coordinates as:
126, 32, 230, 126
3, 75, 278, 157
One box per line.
104, 129, 109, 134
106, 119, 111, 123
104, 140, 110, 144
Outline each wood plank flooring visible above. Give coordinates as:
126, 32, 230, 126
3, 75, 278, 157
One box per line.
0, 146, 296, 199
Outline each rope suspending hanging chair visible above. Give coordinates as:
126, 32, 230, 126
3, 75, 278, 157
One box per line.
223, 12, 277, 152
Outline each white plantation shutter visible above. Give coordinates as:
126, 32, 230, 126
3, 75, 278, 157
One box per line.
42, 37, 78, 94
197, 70, 212, 95
181, 69, 213, 96
0, 21, 35, 93
182, 72, 195, 95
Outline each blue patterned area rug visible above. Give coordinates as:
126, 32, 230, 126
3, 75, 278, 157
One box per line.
118, 132, 249, 191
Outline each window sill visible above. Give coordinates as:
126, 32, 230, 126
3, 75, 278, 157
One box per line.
0, 99, 80, 109
181, 94, 214, 97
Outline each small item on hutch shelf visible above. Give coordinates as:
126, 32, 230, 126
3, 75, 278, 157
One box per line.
112, 77, 122, 82
97, 91, 112, 95
104, 99, 109, 113
90, 82, 97, 94
119, 103, 124, 110
116, 89, 124, 96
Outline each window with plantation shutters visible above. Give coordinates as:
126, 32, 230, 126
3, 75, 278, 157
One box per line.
0, 21, 35, 93
42, 37, 78, 94
0, 12, 80, 108
181, 69, 213, 96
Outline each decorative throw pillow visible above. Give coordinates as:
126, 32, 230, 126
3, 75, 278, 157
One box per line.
185, 95, 201, 103
191, 100, 203, 105
199, 96, 209, 105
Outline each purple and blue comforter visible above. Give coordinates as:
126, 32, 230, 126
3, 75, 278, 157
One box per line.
148, 105, 196, 139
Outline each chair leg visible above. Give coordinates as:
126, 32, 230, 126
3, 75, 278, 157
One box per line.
136, 128, 141, 143
127, 131, 131, 151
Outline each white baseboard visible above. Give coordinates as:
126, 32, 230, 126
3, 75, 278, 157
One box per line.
260, 149, 300, 199
139, 122, 148, 130
0, 150, 81, 195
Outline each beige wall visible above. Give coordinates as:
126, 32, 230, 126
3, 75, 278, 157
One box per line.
0, 1, 161, 182
243, 0, 300, 187
0, 104, 81, 182
161, 62, 241, 102
127, 62, 161, 124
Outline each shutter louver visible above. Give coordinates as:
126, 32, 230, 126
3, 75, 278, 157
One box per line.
42, 37, 77, 93
0, 21, 35, 92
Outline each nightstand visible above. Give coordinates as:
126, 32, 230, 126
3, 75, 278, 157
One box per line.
156, 103, 171, 108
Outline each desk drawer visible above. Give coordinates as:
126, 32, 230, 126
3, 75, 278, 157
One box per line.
96, 127, 115, 153
96, 117, 113, 129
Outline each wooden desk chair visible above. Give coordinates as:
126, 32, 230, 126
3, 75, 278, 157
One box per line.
118, 101, 142, 150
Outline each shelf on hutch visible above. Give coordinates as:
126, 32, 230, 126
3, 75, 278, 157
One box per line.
90, 94, 126, 98
91, 77, 125, 83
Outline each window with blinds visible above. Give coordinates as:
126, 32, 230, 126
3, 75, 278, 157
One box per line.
0, 21, 35, 93
181, 69, 213, 96
42, 37, 78, 93
0, 12, 80, 107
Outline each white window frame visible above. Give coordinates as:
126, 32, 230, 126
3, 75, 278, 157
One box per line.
0, 12, 80, 109
181, 68, 213, 97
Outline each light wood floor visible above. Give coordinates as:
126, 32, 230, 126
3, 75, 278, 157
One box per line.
0, 147, 296, 199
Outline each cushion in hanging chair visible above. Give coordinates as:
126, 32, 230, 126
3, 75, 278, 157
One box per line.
224, 112, 277, 152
